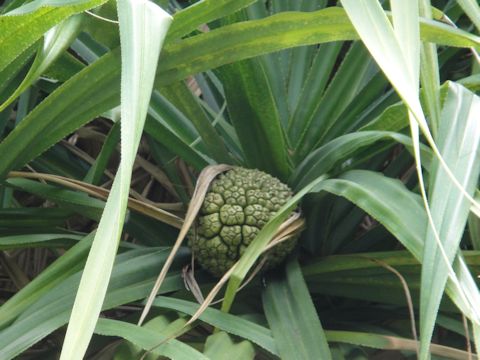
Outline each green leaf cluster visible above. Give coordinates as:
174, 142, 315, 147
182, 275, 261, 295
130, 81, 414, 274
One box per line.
0, 0, 479, 359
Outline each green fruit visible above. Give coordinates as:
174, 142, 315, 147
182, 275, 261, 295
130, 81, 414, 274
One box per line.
188, 167, 300, 277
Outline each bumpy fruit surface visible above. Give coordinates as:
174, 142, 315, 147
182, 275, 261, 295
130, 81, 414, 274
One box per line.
188, 167, 299, 277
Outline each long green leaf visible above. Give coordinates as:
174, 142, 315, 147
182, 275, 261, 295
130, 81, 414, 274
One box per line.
0, 233, 82, 250
59, 2, 171, 358
220, 58, 290, 180
359, 101, 407, 132
6, 177, 104, 220
152, 296, 278, 356
285, 1, 326, 114
83, 121, 120, 185
0, 45, 35, 102
457, 0, 480, 32
289, 41, 342, 132
167, 0, 257, 40
420, 83, 480, 357
419, 0, 441, 137
263, 258, 332, 360
0, 0, 106, 73
0, 207, 72, 229
244, 3, 290, 128
0, 14, 83, 111
291, 42, 375, 160
319, 72, 394, 144
95, 319, 207, 360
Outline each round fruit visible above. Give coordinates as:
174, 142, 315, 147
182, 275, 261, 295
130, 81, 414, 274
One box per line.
188, 167, 300, 277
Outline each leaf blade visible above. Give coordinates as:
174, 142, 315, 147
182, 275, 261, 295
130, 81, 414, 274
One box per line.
220, 58, 290, 180
420, 83, 480, 357
95, 319, 208, 360
0, 0, 106, 73
59, 2, 172, 358
263, 258, 332, 360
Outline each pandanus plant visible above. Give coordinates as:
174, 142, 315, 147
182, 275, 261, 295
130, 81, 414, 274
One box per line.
0, 0, 479, 359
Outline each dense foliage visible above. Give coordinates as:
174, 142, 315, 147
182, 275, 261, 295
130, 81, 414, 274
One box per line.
0, 0, 479, 359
